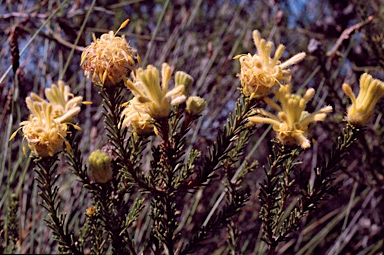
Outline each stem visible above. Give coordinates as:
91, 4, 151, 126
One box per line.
99, 87, 139, 254
300, 123, 362, 213
100, 87, 154, 193
34, 156, 81, 254
180, 96, 258, 191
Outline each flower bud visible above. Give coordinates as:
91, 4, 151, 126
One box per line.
86, 206, 97, 216
186, 96, 206, 115
175, 71, 194, 96
88, 149, 112, 183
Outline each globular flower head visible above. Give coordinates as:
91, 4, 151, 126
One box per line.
124, 63, 188, 120
186, 96, 206, 115
88, 149, 112, 183
248, 84, 332, 149
121, 99, 155, 135
343, 73, 384, 127
235, 30, 306, 99
20, 100, 68, 157
29, 80, 84, 124
81, 19, 138, 87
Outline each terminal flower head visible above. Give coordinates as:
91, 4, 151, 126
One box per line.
123, 63, 188, 119
19, 100, 68, 157
343, 73, 384, 127
235, 30, 305, 99
81, 19, 138, 87
248, 84, 332, 149
29, 81, 84, 124
9, 81, 87, 157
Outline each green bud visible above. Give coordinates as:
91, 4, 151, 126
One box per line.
186, 96, 206, 115
88, 149, 112, 183
175, 71, 194, 96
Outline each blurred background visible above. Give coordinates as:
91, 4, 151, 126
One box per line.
1, 0, 383, 254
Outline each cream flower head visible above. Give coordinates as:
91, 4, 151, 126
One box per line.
20, 100, 68, 157
10, 81, 86, 157
121, 99, 155, 135
235, 30, 305, 99
123, 63, 188, 120
175, 71, 194, 97
186, 96, 206, 115
29, 80, 84, 124
248, 84, 332, 149
81, 19, 138, 86
343, 73, 384, 127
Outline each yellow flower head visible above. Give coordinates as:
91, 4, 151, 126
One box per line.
29, 81, 83, 124
20, 100, 68, 157
343, 73, 384, 127
248, 84, 332, 149
81, 19, 138, 86
121, 99, 155, 135
124, 63, 188, 119
235, 30, 306, 99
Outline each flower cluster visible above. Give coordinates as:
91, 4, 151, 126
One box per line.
121, 63, 205, 135
248, 84, 332, 149
235, 30, 305, 99
343, 73, 384, 127
80, 19, 138, 87
11, 81, 85, 157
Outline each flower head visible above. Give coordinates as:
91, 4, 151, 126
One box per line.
235, 30, 305, 99
88, 149, 113, 183
123, 63, 188, 120
121, 99, 155, 135
10, 81, 87, 157
29, 80, 84, 123
248, 84, 332, 149
186, 96, 206, 115
175, 71, 194, 97
343, 73, 384, 127
81, 19, 138, 86
20, 100, 68, 157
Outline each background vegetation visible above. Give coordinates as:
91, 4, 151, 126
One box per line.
1, 0, 383, 254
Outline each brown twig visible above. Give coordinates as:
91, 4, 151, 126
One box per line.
326, 15, 374, 62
